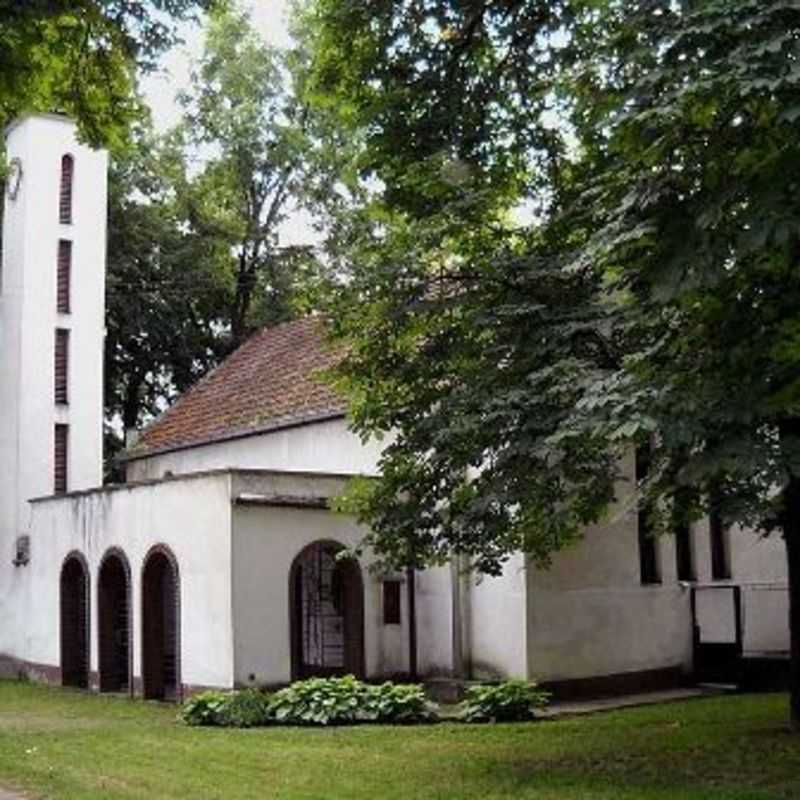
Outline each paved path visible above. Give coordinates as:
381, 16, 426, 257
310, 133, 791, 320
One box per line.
539, 686, 723, 719
0, 789, 24, 799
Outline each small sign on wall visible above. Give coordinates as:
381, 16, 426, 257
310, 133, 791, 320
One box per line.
12, 536, 29, 567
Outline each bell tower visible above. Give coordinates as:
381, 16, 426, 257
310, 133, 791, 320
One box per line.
0, 114, 107, 650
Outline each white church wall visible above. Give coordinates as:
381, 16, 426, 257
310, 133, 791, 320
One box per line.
525, 454, 693, 683
232, 503, 407, 685
126, 417, 387, 482
467, 552, 528, 679
18, 472, 235, 690
414, 566, 456, 676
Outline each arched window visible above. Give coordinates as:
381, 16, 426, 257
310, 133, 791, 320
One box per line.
141, 545, 181, 701
59, 154, 74, 224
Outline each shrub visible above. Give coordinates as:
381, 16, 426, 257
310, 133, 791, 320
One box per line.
268, 675, 369, 726
267, 676, 438, 726
365, 682, 437, 724
181, 690, 231, 727
217, 688, 272, 728
181, 688, 271, 728
459, 680, 550, 723
182, 677, 439, 728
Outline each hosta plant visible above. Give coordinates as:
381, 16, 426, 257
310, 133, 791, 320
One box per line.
459, 680, 550, 723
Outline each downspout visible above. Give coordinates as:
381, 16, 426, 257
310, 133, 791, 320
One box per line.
406, 566, 417, 680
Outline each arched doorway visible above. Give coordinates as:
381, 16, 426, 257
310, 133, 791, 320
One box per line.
142, 546, 180, 701
290, 541, 365, 680
98, 550, 131, 693
60, 553, 89, 688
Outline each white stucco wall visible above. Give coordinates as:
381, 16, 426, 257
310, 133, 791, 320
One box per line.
468, 553, 528, 679
126, 418, 387, 482
15, 472, 234, 689
0, 114, 106, 653
229, 471, 410, 684
526, 456, 693, 682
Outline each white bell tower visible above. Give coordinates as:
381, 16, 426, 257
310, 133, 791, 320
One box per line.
0, 114, 107, 649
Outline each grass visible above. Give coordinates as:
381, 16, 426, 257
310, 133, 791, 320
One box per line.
0, 682, 798, 799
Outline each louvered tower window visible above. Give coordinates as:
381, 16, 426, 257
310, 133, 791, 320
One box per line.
55, 328, 70, 404
54, 424, 69, 494
57, 240, 72, 313
59, 154, 74, 224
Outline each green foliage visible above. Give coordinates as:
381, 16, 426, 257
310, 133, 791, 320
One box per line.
268, 676, 436, 727
361, 681, 437, 724
181, 689, 271, 728
0, 1, 218, 148
298, 0, 800, 560
105, 123, 228, 440
106, 5, 337, 460
181, 690, 231, 727
297, 0, 800, 721
172, 3, 327, 346
181, 678, 436, 728
218, 689, 273, 728
459, 680, 551, 724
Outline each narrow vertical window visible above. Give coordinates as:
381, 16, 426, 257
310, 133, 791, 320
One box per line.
383, 580, 402, 625
59, 154, 74, 224
710, 509, 731, 580
675, 523, 695, 582
55, 328, 69, 404
57, 240, 72, 313
54, 424, 69, 494
636, 445, 660, 584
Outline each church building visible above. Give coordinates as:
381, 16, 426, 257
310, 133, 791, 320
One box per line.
0, 115, 789, 701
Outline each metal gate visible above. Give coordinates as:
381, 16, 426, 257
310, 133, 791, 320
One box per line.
291, 542, 364, 679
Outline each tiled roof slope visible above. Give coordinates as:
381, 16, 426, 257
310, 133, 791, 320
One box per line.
127, 317, 347, 459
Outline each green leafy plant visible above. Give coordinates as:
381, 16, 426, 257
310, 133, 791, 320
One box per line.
182, 678, 438, 728
181, 688, 271, 728
268, 676, 438, 726
365, 682, 437, 724
217, 688, 272, 728
268, 675, 371, 726
459, 680, 550, 723
181, 690, 230, 727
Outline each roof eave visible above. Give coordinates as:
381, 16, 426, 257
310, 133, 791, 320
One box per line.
120, 410, 348, 464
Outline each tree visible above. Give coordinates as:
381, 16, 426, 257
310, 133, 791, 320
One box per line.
296, 0, 800, 728
0, 0, 219, 147
175, 5, 320, 346
104, 123, 229, 469
104, 4, 334, 464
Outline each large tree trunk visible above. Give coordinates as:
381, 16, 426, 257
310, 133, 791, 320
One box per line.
780, 418, 800, 731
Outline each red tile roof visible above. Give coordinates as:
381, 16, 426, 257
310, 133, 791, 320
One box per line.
126, 317, 347, 459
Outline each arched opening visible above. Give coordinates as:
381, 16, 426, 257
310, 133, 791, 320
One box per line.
142, 546, 180, 701
59, 154, 74, 224
290, 541, 365, 680
60, 553, 89, 688
98, 550, 131, 693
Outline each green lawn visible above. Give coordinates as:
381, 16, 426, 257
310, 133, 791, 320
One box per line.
0, 682, 798, 799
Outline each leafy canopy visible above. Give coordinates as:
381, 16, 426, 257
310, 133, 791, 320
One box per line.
297, 0, 800, 575
0, 0, 219, 147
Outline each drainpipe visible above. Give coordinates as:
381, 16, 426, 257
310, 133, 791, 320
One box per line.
406, 566, 417, 680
